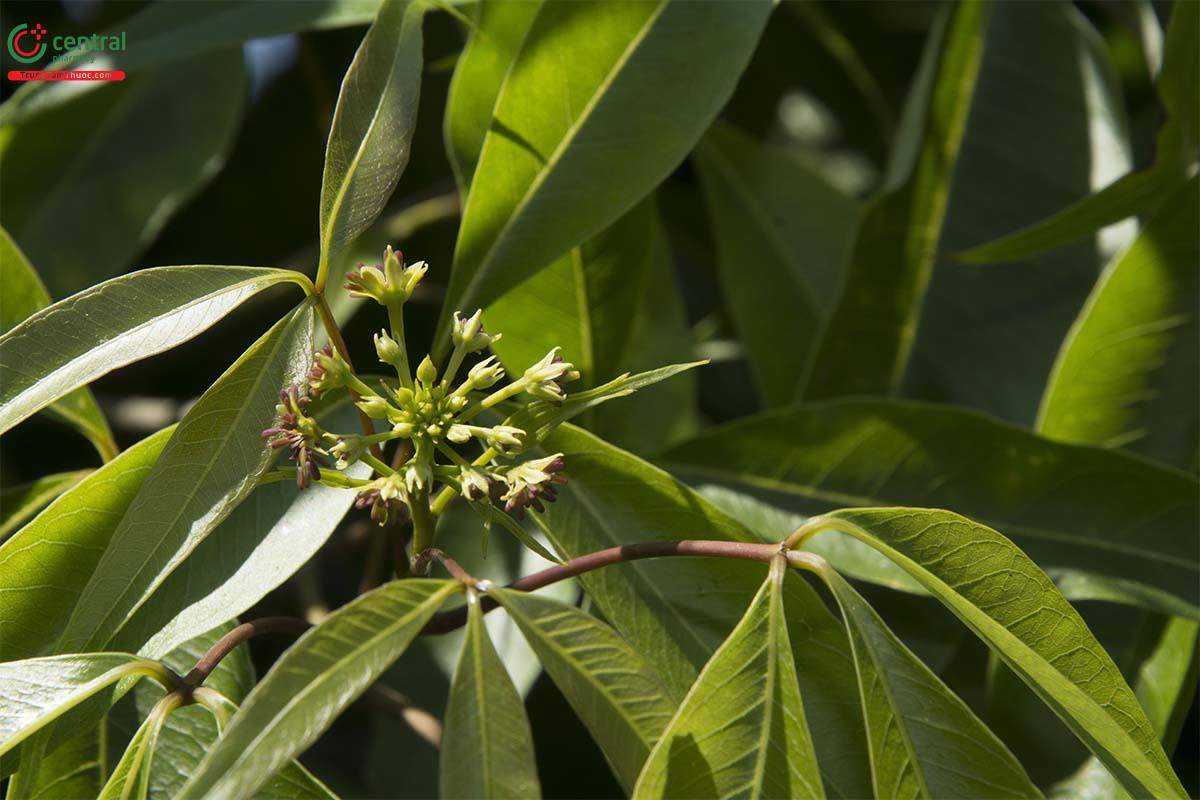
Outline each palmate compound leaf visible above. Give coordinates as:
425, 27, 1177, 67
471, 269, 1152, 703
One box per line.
793, 553, 1040, 799
527, 422, 873, 798
632, 556, 823, 799
317, 0, 426, 290
0, 654, 173, 759
437, 0, 773, 342
178, 580, 458, 800
0, 265, 311, 436
0, 226, 116, 460
793, 508, 1186, 799
440, 591, 540, 800
489, 588, 677, 791
56, 300, 316, 655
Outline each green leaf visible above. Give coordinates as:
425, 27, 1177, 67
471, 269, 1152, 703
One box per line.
0, 654, 171, 758
0, 1, 381, 127
112, 399, 370, 659
438, 0, 773, 338
800, 2, 988, 399
127, 625, 336, 800
798, 556, 1040, 799
0, 265, 309, 436
953, 0, 1197, 265
905, 1, 1138, 426
799, 508, 1186, 799
440, 592, 540, 799
0, 469, 91, 542
98, 693, 179, 800
0, 427, 173, 662
178, 580, 457, 799
0, 227, 115, 460
490, 588, 676, 790
317, 0, 426, 289
632, 558, 823, 799
443, 0, 540, 190
1037, 175, 1198, 467
1, 54, 247, 297
57, 302, 316, 654
486, 199, 698, 452
530, 424, 871, 798
21, 724, 105, 800
1050, 618, 1199, 800
661, 398, 1199, 611
693, 122, 856, 406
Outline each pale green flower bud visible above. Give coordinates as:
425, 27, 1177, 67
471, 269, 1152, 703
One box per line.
356, 395, 393, 419
486, 424, 525, 450
374, 329, 403, 366
463, 356, 505, 392
416, 355, 438, 387
522, 348, 580, 400
446, 424, 473, 443
460, 466, 491, 501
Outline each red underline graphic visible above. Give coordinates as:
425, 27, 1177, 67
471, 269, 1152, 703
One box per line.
7, 69, 125, 81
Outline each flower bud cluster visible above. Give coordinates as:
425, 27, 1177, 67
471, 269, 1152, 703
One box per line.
263, 247, 584, 533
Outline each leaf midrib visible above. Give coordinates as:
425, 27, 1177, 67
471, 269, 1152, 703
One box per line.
452, 0, 670, 315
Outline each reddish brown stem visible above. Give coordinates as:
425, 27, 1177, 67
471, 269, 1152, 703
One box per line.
184, 617, 312, 687
422, 539, 781, 635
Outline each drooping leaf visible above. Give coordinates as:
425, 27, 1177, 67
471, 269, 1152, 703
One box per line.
317, 0, 426, 289
440, 592, 540, 799
486, 199, 698, 452
57, 302, 315, 654
0, 654, 171, 758
0, 469, 91, 542
0, 1, 382, 127
800, 2, 988, 399
633, 558, 823, 799
798, 508, 1186, 799
693, 122, 856, 406
438, 0, 773, 339
0, 427, 173, 662
490, 588, 676, 790
953, 0, 1197, 264
0, 265, 309, 436
905, 2, 1137, 426
1, 54, 247, 297
127, 625, 336, 800
98, 693, 179, 800
530, 424, 871, 798
1050, 617, 1199, 800
177, 580, 457, 799
113, 400, 369, 660
1037, 175, 1198, 466
798, 555, 1040, 799
0, 227, 116, 460
662, 399, 1199, 610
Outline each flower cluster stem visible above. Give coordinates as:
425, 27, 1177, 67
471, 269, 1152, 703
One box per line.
315, 295, 384, 461
386, 302, 414, 388
410, 488, 436, 570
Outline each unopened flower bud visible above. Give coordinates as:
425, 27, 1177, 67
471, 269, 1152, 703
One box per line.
416, 355, 438, 387
374, 329, 403, 366
460, 467, 491, 501
452, 309, 501, 353
447, 424, 473, 443
356, 395, 393, 419
486, 425, 525, 450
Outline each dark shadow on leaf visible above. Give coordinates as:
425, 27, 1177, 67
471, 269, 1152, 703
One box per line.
489, 117, 548, 166
662, 733, 719, 798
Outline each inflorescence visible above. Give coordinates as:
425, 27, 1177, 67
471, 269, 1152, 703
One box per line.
263, 246, 587, 537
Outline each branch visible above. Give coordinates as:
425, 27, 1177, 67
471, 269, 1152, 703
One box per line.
184, 617, 312, 687
422, 539, 781, 635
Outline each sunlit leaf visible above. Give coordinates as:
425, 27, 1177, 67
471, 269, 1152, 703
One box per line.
57, 302, 315, 654
633, 558, 822, 799
0, 266, 309, 436
0, 469, 91, 542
